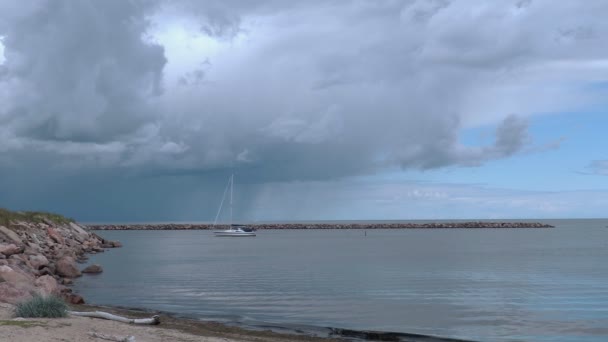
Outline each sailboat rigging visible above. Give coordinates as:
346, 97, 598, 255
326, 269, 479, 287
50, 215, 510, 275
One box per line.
213, 174, 256, 237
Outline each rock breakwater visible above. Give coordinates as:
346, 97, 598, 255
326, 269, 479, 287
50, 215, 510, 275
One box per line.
88, 221, 554, 230
0, 210, 121, 305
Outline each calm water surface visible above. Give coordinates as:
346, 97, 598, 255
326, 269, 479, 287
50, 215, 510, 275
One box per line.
75, 219, 608, 342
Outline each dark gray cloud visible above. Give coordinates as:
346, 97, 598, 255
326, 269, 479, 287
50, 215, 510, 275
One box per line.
1, 0, 607, 220
0, 0, 165, 145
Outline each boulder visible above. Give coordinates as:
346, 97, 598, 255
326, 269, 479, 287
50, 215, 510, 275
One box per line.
27, 242, 41, 250
38, 267, 53, 276
47, 228, 65, 245
7, 257, 25, 267
34, 275, 59, 296
0, 265, 34, 284
0, 226, 22, 244
0, 283, 33, 304
56, 256, 81, 278
69, 222, 90, 241
5, 261, 37, 279
0, 244, 23, 256
66, 294, 84, 304
28, 254, 49, 270
82, 264, 103, 274
110, 241, 122, 248
76, 256, 88, 264
23, 246, 40, 256
30, 234, 41, 245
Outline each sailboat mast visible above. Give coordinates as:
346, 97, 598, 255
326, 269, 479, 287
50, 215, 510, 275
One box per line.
230, 173, 234, 227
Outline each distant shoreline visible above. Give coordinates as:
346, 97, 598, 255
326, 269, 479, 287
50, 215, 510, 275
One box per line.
87, 221, 554, 230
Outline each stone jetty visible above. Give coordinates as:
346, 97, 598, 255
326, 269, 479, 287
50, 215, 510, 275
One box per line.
0, 210, 121, 305
88, 221, 554, 230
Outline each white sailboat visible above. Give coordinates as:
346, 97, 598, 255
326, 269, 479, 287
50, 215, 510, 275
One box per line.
213, 174, 256, 237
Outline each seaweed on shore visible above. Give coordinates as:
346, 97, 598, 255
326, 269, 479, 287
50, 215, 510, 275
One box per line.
329, 327, 478, 342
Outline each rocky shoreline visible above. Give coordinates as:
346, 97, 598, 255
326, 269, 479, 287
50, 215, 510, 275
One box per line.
0, 213, 121, 305
88, 221, 554, 230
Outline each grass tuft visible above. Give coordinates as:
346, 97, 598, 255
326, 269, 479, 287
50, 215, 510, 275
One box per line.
14, 295, 68, 318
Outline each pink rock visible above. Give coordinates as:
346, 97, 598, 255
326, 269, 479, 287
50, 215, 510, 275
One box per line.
0, 243, 23, 256
0, 265, 36, 304
55, 256, 81, 278
82, 264, 103, 274
29, 254, 49, 270
69, 222, 90, 242
34, 275, 59, 296
38, 267, 53, 276
47, 227, 65, 245
0, 265, 34, 284
66, 294, 85, 304
0, 226, 23, 244
0, 283, 33, 304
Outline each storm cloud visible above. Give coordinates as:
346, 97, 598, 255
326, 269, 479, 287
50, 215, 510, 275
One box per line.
1, 0, 607, 220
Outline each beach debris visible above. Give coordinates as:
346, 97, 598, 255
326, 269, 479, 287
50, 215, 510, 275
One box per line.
70, 310, 161, 325
88, 332, 136, 342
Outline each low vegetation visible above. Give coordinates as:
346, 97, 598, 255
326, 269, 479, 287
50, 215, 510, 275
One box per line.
14, 295, 68, 318
0, 208, 74, 227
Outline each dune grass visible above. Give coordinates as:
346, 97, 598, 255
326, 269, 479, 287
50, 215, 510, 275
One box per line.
14, 295, 68, 318
0, 208, 74, 227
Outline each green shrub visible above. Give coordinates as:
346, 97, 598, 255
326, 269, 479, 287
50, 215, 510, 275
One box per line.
14, 295, 68, 318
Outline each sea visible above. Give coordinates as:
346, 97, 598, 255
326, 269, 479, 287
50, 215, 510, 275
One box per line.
74, 219, 608, 342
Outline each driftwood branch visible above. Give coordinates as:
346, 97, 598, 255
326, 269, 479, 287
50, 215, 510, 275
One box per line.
69, 311, 160, 325
88, 332, 136, 342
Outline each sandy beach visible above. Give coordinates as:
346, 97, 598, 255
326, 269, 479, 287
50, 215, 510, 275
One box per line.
0, 302, 337, 342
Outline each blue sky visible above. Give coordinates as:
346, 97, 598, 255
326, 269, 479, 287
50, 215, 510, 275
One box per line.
0, 1, 607, 221
444, 110, 608, 191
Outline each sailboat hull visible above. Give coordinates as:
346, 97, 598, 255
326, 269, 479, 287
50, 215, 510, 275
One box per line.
214, 231, 256, 237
